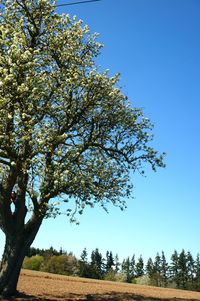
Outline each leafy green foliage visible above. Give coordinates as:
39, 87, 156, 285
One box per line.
0, 0, 165, 227
104, 269, 117, 281
23, 255, 44, 271
25, 246, 200, 292
43, 255, 79, 276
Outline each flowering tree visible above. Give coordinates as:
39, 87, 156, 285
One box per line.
0, 0, 165, 297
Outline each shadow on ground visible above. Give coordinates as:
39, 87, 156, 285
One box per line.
1, 292, 200, 301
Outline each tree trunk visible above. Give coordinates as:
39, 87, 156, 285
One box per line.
0, 220, 42, 298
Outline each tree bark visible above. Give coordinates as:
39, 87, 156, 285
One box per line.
0, 219, 42, 298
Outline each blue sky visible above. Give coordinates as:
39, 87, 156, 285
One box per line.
1, 0, 200, 263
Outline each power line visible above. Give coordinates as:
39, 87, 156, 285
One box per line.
56, 0, 101, 8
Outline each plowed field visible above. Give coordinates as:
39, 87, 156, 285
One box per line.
15, 269, 200, 301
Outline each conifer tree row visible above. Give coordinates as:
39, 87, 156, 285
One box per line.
22, 247, 200, 292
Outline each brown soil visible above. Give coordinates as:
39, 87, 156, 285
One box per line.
10, 269, 200, 301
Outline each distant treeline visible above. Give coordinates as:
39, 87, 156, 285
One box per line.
23, 247, 200, 292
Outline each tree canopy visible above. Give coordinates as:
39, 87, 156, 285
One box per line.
0, 0, 165, 226
0, 0, 165, 296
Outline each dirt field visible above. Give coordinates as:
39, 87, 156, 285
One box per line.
13, 269, 200, 301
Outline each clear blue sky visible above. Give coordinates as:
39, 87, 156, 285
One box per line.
1, 0, 200, 263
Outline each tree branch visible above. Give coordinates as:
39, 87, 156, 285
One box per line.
0, 158, 11, 167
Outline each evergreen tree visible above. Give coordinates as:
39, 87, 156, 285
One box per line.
79, 248, 90, 278
187, 251, 195, 289
170, 250, 180, 288
161, 251, 169, 287
105, 251, 114, 273
90, 248, 104, 279
135, 255, 144, 277
121, 257, 132, 283
130, 255, 136, 280
114, 254, 120, 274
27, 247, 39, 257
80, 248, 88, 262
146, 257, 155, 285
194, 254, 200, 291
178, 249, 188, 289
47, 246, 59, 257
153, 253, 162, 286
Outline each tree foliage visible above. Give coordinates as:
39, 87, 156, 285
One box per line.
23, 247, 200, 292
0, 0, 165, 297
23, 255, 44, 271
0, 0, 165, 226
